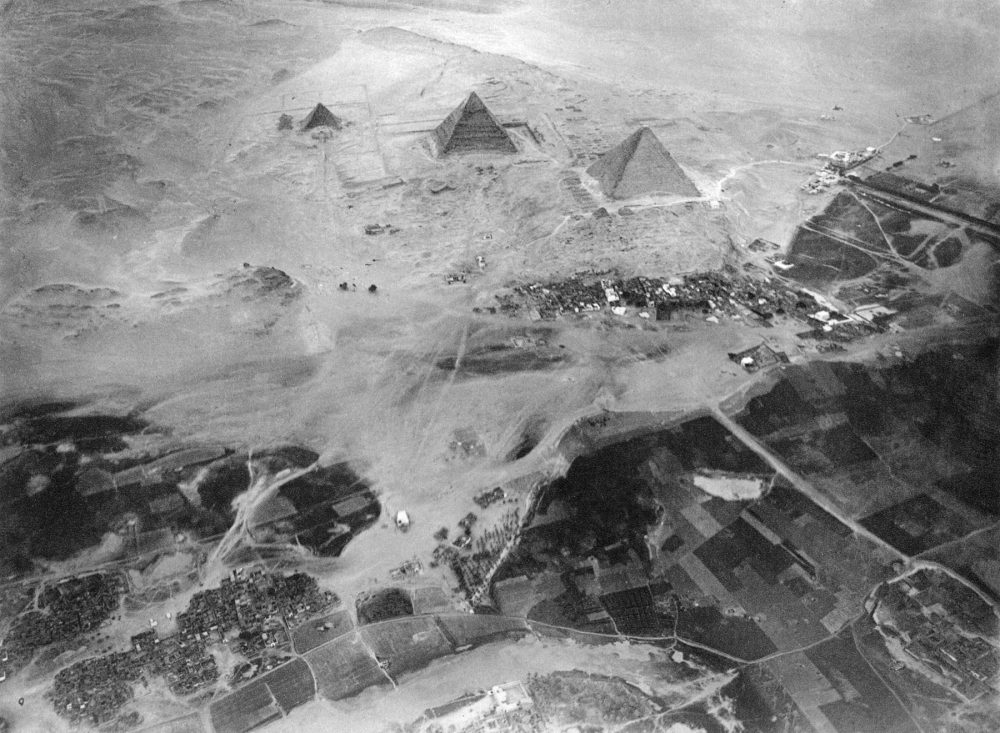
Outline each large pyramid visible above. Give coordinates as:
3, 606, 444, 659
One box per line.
432, 92, 516, 156
587, 127, 699, 199
301, 103, 343, 131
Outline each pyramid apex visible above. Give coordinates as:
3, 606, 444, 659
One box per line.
629, 126, 658, 143
301, 102, 343, 130
463, 91, 487, 111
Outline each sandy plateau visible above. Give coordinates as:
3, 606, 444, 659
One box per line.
2, 1, 1000, 732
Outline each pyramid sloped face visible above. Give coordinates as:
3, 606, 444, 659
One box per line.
433, 92, 516, 156
301, 103, 342, 131
587, 127, 699, 199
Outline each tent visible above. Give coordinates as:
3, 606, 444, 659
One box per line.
432, 92, 516, 156
301, 103, 343, 131
586, 127, 699, 199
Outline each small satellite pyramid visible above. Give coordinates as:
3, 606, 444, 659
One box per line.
301, 103, 343, 131
432, 92, 516, 156
587, 127, 699, 199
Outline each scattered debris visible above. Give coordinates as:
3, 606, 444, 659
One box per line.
389, 558, 423, 580
364, 223, 398, 235
748, 238, 780, 253
474, 487, 505, 509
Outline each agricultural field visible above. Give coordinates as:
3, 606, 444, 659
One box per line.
209, 681, 282, 733
259, 659, 316, 713
860, 493, 980, 555
209, 659, 315, 733
921, 525, 1000, 600
134, 713, 204, 733
356, 587, 414, 625
735, 350, 1000, 529
290, 609, 354, 654
434, 614, 531, 648
304, 632, 388, 701
410, 586, 453, 615
785, 188, 977, 288
359, 616, 454, 676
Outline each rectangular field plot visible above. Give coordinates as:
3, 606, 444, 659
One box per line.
805, 635, 913, 733
291, 609, 354, 653
360, 616, 454, 676
209, 681, 281, 733
676, 605, 778, 661
411, 586, 452, 615
860, 493, 978, 555
260, 658, 315, 713
434, 614, 531, 648
305, 632, 388, 700
136, 712, 204, 733
599, 587, 671, 636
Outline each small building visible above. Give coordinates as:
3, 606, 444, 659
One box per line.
395, 510, 410, 532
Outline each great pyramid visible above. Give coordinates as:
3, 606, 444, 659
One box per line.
587, 127, 698, 199
432, 92, 516, 156
301, 103, 343, 131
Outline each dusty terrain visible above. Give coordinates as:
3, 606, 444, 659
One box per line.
2, 1, 1000, 731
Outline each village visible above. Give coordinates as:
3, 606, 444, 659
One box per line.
874, 569, 1000, 702
43, 569, 336, 726
1, 573, 128, 680
487, 268, 887, 346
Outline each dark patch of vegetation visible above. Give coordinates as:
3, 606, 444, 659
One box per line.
804, 633, 913, 733
0, 400, 79, 422
738, 344, 1000, 520
437, 344, 566, 376
258, 446, 319, 473
197, 457, 250, 516
786, 229, 878, 287
933, 235, 963, 267
676, 605, 777, 660
13, 414, 149, 452
355, 588, 413, 625
278, 462, 362, 512
720, 666, 810, 733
